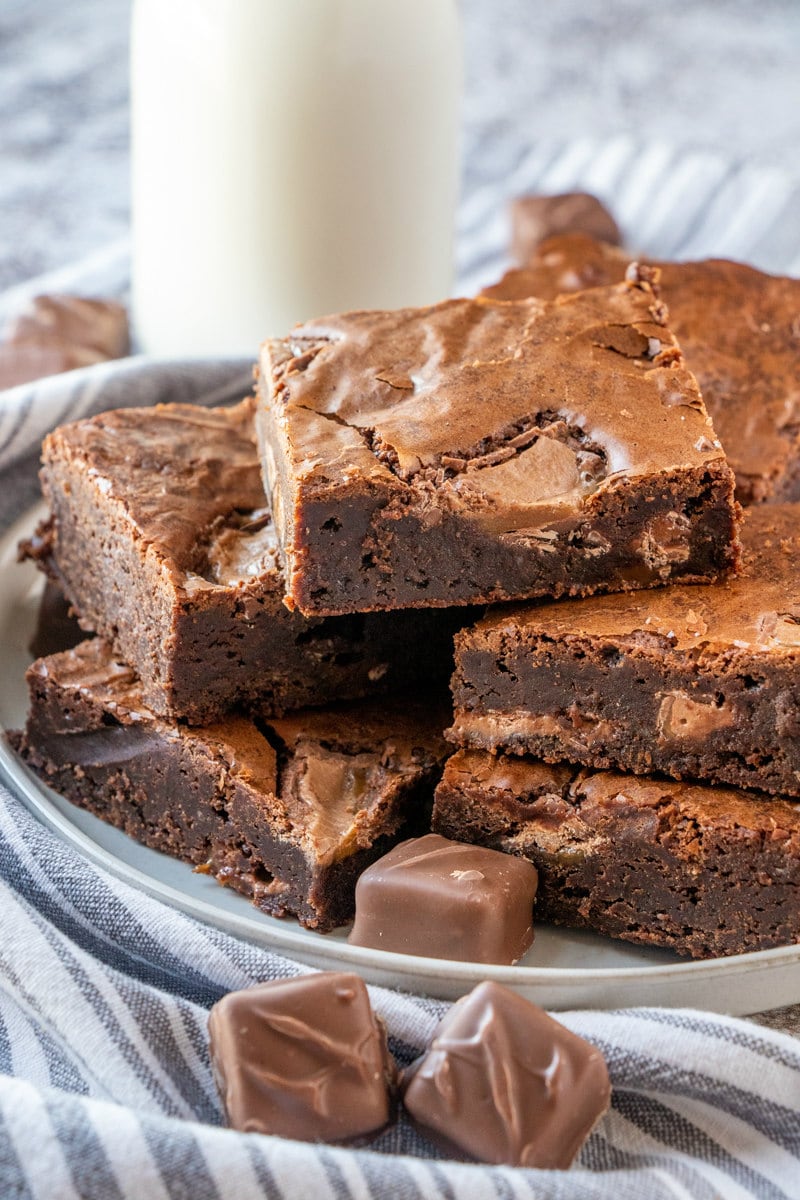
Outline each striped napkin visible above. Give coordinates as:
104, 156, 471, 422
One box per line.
1, 139, 800, 1200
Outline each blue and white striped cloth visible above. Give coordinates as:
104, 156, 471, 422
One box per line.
1, 139, 800, 1200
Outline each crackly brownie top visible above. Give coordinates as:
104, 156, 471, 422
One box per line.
261, 275, 728, 534
467, 502, 800, 659
484, 235, 800, 503
485, 232, 630, 301
30, 638, 448, 863
41, 398, 281, 581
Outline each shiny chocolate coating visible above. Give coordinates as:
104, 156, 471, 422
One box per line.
510, 193, 622, 265
348, 833, 538, 964
209, 972, 397, 1142
402, 981, 611, 1168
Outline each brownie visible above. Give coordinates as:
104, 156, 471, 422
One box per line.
433, 749, 800, 959
509, 193, 622, 266
256, 273, 739, 616
0, 294, 129, 390
484, 234, 800, 505
0, 340, 108, 390
13, 638, 450, 932
483, 232, 629, 300
5, 295, 130, 359
24, 398, 462, 723
450, 503, 800, 797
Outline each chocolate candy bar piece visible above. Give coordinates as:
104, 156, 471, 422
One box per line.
449, 503, 800, 799
13, 637, 449, 931
484, 234, 800, 506
402, 980, 610, 1167
348, 832, 538, 963
433, 748, 800, 958
257, 275, 739, 616
510, 192, 621, 265
209, 973, 397, 1142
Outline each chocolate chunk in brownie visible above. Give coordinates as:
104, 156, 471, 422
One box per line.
209, 974, 398, 1142
484, 234, 800, 505
24, 398, 464, 723
510, 193, 622, 266
401, 980, 610, 1167
347, 833, 538, 964
450, 503, 800, 798
13, 638, 450, 931
433, 749, 800, 958
256, 275, 739, 617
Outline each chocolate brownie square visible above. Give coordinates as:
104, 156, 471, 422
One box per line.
510, 193, 622, 265
0, 295, 129, 390
13, 638, 450, 931
256, 274, 738, 616
450, 503, 800, 798
24, 398, 462, 723
484, 234, 800, 505
433, 749, 800, 958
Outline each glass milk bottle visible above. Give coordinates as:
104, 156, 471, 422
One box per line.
130, 0, 462, 357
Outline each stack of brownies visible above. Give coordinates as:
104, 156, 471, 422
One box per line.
13, 206, 800, 960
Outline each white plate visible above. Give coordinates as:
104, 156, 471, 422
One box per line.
2, 504, 799, 1015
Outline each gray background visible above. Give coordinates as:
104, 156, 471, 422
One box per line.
1, 0, 799, 289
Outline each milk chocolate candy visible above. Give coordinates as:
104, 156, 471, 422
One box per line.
347, 833, 538, 964
510, 192, 621, 265
208, 972, 397, 1142
402, 981, 611, 1168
